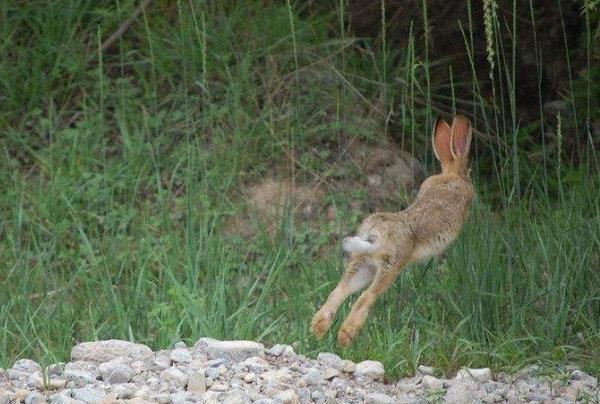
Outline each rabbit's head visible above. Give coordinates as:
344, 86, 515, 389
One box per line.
432, 115, 472, 178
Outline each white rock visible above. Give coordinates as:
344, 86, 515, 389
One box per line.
110, 383, 137, 399
323, 367, 341, 380
71, 339, 153, 363
153, 354, 171, 369
571, 370, 597, 388
194, 338, 265, 362
187, 370, 206, 394
170, 348, 193, 363
418, 365, 435, 375
262, 368, 293, 385
338, 359, 356, 373
98, 359, 134, 384
365, 393, 397, 404
304, 368, 323, 385
455, 367, 492, 383
8, 369, 29, 380
206, 366, 221, 379
170, 392, 192, 404
0, 392, 15, 404
355, 360, 385, 380
70, 386, 107, 402
211, 382, 229, 391
161, 366, 189, 388
273, 389, 300, 404
47, 363, 65, 377
62, 369, 97, 386
422, 375, 445, 390
47, 378, 67, 390
12, 359, 42, 375
221, 390, 249, 404
242, 356, 269, 373
64, 361, 100, 377
317, 352, 342, 366
48, 393, 85, 404
244, 372, 256, 383
24, 393, 45, 404
266, 344, 295, 356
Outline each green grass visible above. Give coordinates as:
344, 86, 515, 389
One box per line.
1, 1, 599, 379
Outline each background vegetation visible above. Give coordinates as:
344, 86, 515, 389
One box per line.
1, 0, 599, 378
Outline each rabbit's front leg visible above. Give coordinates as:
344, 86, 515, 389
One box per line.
311, 257, 375, 338
337, 257, 408, 347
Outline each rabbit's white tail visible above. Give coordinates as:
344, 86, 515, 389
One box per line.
342, 236, 377, 254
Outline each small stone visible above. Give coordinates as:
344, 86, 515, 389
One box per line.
570, 369, 597, 388
206, 366, 221, 379
173, 341, 187, 349
211, 382, 229, 391
71, 386, 107, 402
153, 354, 171, 370
422, 375, 445, 390
110, 383, 136, 399
456, 367, 492, 383
355, 360, 385, 380
161, 366, 189, 388
170, 391, 192, 404
98, 360, 134, 384
0, 392, 14, 404
418, 365, 435, 375
267, 344, 294, 356
323, 368, 341, 380
12, 359, 43, 375
324, 389, 337, 398
338, 359, 356, 373
262, 368, 293, 385
47, 378, 68, 390
304, 368, 323, 385
47, 363, 65, 377
222, 390, 249, 404
64, 361, 100, 377
206, 358, 226, 367
24, 393, 45, 404
242, 356, 269, 373
244, 373, 256, 383
365, 393, 396, 404
62, 369, 97, 386
317, 352, 342, 366
170, 348, 193, 363
48, 393, 84, 404
194, 338, 265, 362
26, 373, 45, 389
310, 390, 324, 401
273, 389, 300, 404
134, 386, 151, 398
8, 369, 30, 380
71, 339, 153, 362
187, 370, 206, 394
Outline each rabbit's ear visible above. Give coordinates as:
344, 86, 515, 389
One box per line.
451, 115, 472, 159
432, 116, 455, 164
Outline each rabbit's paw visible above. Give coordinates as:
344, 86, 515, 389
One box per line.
311, 310, 333, 339
337, 325, 357, 347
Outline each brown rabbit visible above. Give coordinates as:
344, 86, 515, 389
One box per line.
311, 115, 475, 347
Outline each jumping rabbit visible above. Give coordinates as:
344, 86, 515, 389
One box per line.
311, 115, 475, 347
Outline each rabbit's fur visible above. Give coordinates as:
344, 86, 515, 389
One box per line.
311, 115, 475, 347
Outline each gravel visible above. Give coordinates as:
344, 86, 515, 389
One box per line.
1, 338, 597, 403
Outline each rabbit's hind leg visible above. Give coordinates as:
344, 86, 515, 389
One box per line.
311, 256, 376, 339
337, 254, 409, 347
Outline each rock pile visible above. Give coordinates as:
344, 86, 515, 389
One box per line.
0, 338, 597, 403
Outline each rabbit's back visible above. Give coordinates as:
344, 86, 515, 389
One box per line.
406, 174, 474, 260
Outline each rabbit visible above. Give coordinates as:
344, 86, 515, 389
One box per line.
311, 115, 475, 347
